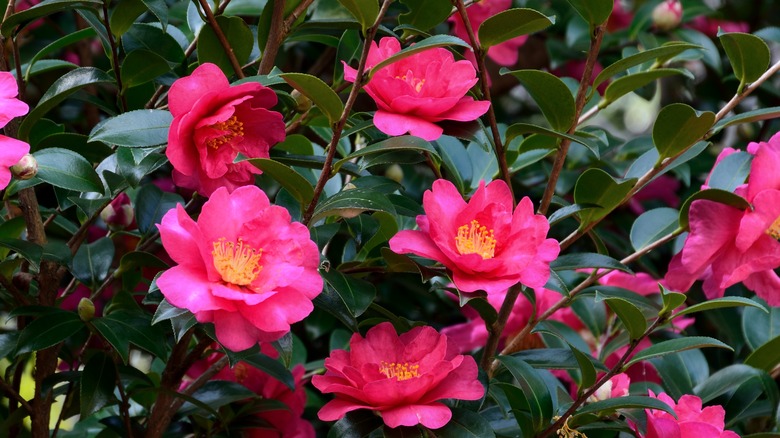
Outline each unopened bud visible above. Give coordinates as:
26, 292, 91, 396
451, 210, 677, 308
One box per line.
384, 164, 404, 183
652, 0, 682, 31
11, 154, 37, 180
290, 89, 311, 113
100, 193, 134, 230
78, 297, 95, 322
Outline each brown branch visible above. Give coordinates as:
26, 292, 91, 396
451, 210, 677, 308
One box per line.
301, 0, 395, 226
257, 0, 285, 75
167, 355, 229, 413
480, 284, 522, 370
0, 375, 32, 413
283, 0, 314, 31
101, 1, 127, 111
196, 0, 245, 79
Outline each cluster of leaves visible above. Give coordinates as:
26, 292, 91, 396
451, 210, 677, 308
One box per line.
2, 0, 780, 437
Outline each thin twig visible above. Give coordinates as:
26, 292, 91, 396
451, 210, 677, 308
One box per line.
715, 58, 780, 123
167, 355, 229, 413
196, 0, 245, 79
480, 284, 522, 370
101, 0, 127, 112
0, 376, 32, 413
258, 0, 285, 75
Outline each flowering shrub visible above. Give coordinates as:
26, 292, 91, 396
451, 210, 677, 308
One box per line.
2, 0, 780, 437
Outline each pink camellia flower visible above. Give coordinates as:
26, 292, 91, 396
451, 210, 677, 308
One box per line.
166, 63, 285, 197
607, 0, 633, 32
588, 373, 630, 403
389, 178, 559, 295
156, 185, 322, 351
652, 0, 683, 31
448, 0, 527, 67
343, 37, 490, 141
100, 192, 135, 230
687, 16, 750, 38
312, 322, 484, 429
0, 72, 30, 190
641, 392, 739, 438
665, 132, 780, 304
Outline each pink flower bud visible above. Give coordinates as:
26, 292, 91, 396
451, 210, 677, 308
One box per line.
100, 193, 134, 230
11, 154, 37, 180
652, 0, 682, 31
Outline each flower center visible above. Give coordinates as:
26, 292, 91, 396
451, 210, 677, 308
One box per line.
212, 237, 263, 286
455, 219, 496, 259
395, 72, 425, 93
767, 216, 780, 240
378, 361, 420, 381
206, 115, 244, 149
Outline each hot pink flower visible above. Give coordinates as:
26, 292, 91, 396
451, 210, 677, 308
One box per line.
588, 373, 630, 403
343, 37, 490, 141
642, 392, 739, 438
666, 132, 780, 304
687, 16, 749, 38
0, 72, 30, 190
166, 63, 285, 197
311, 322, 484, 429
607, 0, 633, 32
390, 179, 559, 295
448, 0, 527, 66
156, 185, 322, 351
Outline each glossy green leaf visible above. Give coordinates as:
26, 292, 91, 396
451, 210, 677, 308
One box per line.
123, 24, 185, 66
34, 148, 104, 193
502, 70, 574, 132
336, 0, 377, 33
695, 364, 765, 403
115, 147, 167, 188
72, 237, 115, 290
80, 352, 118, 417
504, 123, 600, 158
551, 253, 632, 274
151, 298, 190, 325
653, 103, 715, 162
134, 184, 185, 235
511, 348, 608, 371
120, 49, 171, 90
24, 28, 96, 80
109, 0, 146, 37
248, 158, 314, 208
197, 15, 253, 76
368, 35, 470, 77
478, 9, 555, 49
719, 32, 770, 92
280, 73, 344, 125
16, 309, 84, 354
564, 0, 613, 26
2, 0, 102, 36
179, 381, 255, 416
625, 337, 733, 368
327, 410, 384, 438
678, 189, 751, 230
322, 269, 375, 318
337, 135, 439, 171
602, 69, 693, 105
706, 151, 752, 192
574, 395, 675, 417
742, 301, 780, 351
573, 168, 635, 225
434, 407, 495, 437
310, 187, 395, 223
397, 0, 451, 34
89, 109, 172, 147
496, 355, 553, 431
593, 42, 702, 90
0, 238, 43, 270
713, 106, 780, 134
630, 207, 680, 251
19, 67, 114, 141
649, 349, 709, 399
660, 286, 687, 315
569, 343, 597, 389
141, 0, 168, 29
597, 293, 647, 340
239, 352, 296, 390
745, 335, 780, 372
676, 296, 766, 318
92, 310, 167, 362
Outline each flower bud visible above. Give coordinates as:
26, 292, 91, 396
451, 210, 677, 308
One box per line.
11, 154, 37, 180
290, 89, 312, 113
77, 297, 95, 322
384, 164, 404, 183
100, 193, 134, 230
652, 0, 682, 31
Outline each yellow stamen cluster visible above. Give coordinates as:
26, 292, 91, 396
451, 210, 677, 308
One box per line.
395, 72, 426, 93
554, 416, 587, 438
455, 220, 496, 259
767, 216, 780, 240
378, 361, 420, 381
212, 237, 263, 286
206, 115, 244, 149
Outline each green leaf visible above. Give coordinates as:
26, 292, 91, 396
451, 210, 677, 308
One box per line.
109, 0, 146, 37
280, 73, 344, 125
18, 67, 114, 141
706, 151, 752, 192
596, 293, 646, 340
502, 70, 574, 132
123, 24, 185, 66
179, 381, 255, 416
660, 286, 687, 315
743, 300, 780, 351
496, 355, 553, 431
239, 352, 296, 390
310, 187, 395, 223
89, 109, 172, 147
327, 410, 383, 438
34, 148, 104, 193
92, 310, 168, 362
564, 0, 613, 26
573, 168, 635, 226
678, 189, 751, 230
695, 364, 765, 403
593, 42, 702, 90
574, 395, 675, 417
478, 9, 555, 49
336, 0, 377, 33
134, 184, 185, 235
719, 32, 770, 93
512, 348, 607, 371
0, 238, 43, 270
80, 352, 118, 417
629, 207, 680, 251
16, 309, 84, 354
151, 298, 190, 325
745, 335, 780, 372
337, 135, 440, 171
197, 15, 253, 76
247, 158, 314, 208
625, 336, 733, 368
602, 69, 693, 105
141, 0, 168, 29
504, 123, 600, 158
368, 35, 470, 77
115, 147, 168, 188
120, 49, 171, 90
322, 269, 375, 317
2, 0, 102, 36
434, 408, 495, 437
72, 237, 115, 290
551, 253, 632, 273
569, 344, 597, 389
652, 103, 715, 163
24, 28, 96, 80
675, 296, 766, 317
397, 0, 451, 34
713, 106, 780, 134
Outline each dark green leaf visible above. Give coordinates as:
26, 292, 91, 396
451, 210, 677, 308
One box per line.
72, 237, 115, 290
92, 310, 168, 362
337, 0, 377, 33
34, 148, 104, 193
2, 0, 101, 36
397, 0, 451, 34
596, 293, 646, 340
511, 348, 608, 371
80, 352, 118, 417
322, 269, 375, 317
120, 49, 171, 90
719, 32, 770, 92
280, 73, 344, 125
625, 337, 733, 368
502, 70, 574, 132
653, 103, 715, 162
24, 28, 96, 80
109, 0, 146, 37
593, 42, 702, 90
248, 158, 314, 208
675, 296, 766, 317
179, 381, 255, 416
573, 168, 635, 225
706, 151, 751, 192
151, 298, 190, 325
141, 0, 168, 29
311, 187, 395, 223
123, 24, 185, 66
678, 189, 751, 230
564, 0, 613, 26
574, 395, 675, 417
0, 238, 43, 270
478, 9, 554, 49
569, 344, 597, 389
327, 410, 383, 438
496, 355, 553, 431
603, 69, 693, 105
434, 408, 495, 437
629, 207, 680, 251
745, 335, 780, 372
336, 136, 440, 171
713, 106, 780, 134
89, 110, 172, 148
504, 123, 600, 158
551, 253, 632, 274
368, 35, 470, 77
695, 364, 764, 403
197, 16, 253, 76
16, 309, 84, 354
240, 352, 296, 390
134, 184, 185, 235
742, 300, 780, 351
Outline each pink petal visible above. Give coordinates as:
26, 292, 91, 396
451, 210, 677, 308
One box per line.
168, 63, 229, 116
373, 110, 444, 141
381, 403, 452, 429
